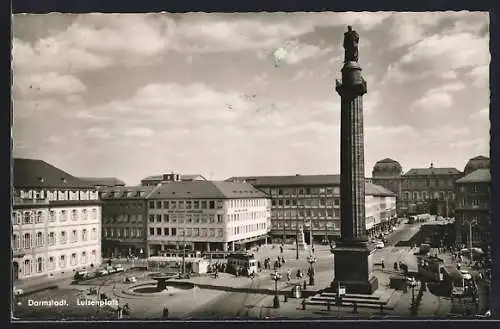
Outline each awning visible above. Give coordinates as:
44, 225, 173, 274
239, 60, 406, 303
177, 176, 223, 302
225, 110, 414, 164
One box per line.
234, 235, 267, 245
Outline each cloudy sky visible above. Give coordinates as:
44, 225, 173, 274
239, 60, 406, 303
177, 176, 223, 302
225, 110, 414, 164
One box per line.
12, 12, 490, 185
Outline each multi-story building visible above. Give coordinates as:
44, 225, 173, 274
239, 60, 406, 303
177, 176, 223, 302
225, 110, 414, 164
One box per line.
78, 177, 126, 189
141, 173, 206, 186
454, 168, 491, 250
371, 158, 403, 215
99, 186, 159, 258
399, 163, 462, 217
225, 175, 397, 242
146, 181, 271, 254
371, 156, 490, 218
12, 158, 102, 281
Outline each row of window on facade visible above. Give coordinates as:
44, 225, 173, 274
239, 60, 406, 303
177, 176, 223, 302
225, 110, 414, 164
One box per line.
271, 221, 337, 229
148, 213, 225, 224
13, 228, 98, 249
148, 227, 224, 238
149, 200, 223, 210
103, 214, 143, 224
401, 179, 454, 189
12, 208, 98, 225
400, 191, 454, 201
457, 184, 490, 193
18, 250, 98, 276
103, 227, 143, 238
19, 189, 98, 201
272, 208, 339, 218
264, 186, 340, 196
456, 198, 489, 209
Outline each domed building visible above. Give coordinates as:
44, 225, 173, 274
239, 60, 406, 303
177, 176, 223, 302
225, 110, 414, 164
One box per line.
463, 155, 490, 175
371, 158, 403, 215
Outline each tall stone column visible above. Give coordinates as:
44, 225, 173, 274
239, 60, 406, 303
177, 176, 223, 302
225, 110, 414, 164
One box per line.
331, 26, 378, 295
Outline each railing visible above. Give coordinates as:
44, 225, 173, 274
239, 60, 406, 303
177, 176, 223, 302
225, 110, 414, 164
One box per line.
13, 198, 50, 205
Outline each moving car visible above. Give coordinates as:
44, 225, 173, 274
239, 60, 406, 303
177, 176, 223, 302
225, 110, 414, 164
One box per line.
460, 269, 472, 281
74, 270, 89, 281
13, 286, 24, 296
375, 241, 385, 249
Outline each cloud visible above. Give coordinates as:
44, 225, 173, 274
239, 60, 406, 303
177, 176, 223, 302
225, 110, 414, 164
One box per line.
383, 32, 489, 83
14, 72, 86, 96
466, 64, 489, 87
410, 92, 453, 112
441, 70, 458, 79
469, 107, 489, 120
122, 127, 155, 137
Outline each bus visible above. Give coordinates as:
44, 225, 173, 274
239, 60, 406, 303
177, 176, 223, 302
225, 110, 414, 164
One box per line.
440, 265, 465, 297
226, 252, 258, 276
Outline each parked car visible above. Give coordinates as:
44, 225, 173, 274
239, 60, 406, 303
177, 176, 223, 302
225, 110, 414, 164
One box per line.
375, 241, 385, 249
123, 276, 136, 283
406, 277, 418, 287
13, 286, 24, 296
74, 270, 89, 281
96, 268, 109, 276
106, 266, 117, 274
460, 269, 473, 281
114, 265, 125, 273
321, 239, 330, 245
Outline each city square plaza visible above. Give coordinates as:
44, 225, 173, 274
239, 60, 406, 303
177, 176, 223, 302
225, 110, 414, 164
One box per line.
14, 218, 487, 320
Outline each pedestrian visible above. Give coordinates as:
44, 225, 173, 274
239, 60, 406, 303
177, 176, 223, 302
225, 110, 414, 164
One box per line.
312, 247, 315, 254
117, 306, 123, 319
287, 269, 291, 281
381, 260, 385, 270
280, 246, 283, 254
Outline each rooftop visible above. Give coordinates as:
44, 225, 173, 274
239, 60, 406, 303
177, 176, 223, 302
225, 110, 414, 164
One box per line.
404, 167, 461, 176
100, 185, 159, 199
13, 158, 92, 189
141, 174, 207, 182
226, 175, 395, 196
455, 169, 491, 184
78, 177, 126, 187
147, 181, 268, 199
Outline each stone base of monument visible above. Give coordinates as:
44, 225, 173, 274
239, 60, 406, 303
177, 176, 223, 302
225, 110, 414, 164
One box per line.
331, 242, 379, 295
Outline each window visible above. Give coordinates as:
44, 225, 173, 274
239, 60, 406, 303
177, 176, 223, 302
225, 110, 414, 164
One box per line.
186, 201, 192, 209
72, 230, 78, 243
91, 208, 97, 220
60, 231, 67, 244
60, 210, 67, 222
171, 228, 177, 236
156, 201, 162, 209
149, 214, 155, 223
201, 201, 207, 209
82, 209, 88, 220
49, 210, 56, 222
23, 233, 31, 249
178, 201, 185, 209
217, 214, 223, 223
163, 201, 169, 209
473, 184, 478, 192
46, 232, 55, 246
156, 228, 162, 235
334, 199, 340, 206
163, 214, 170, 223
59, 255, 66, 268
35, 211, 43, 223
81, 252, 87, 264
217, 200, 223, 209
24, 212, 31, 224
82, 229, 88, 241
149, 228, 154, 236
91, 250, 97, 262
137, 229, 141, 237
12, 234, 20, 250
72, 209, 78, 221
24, 259, 31, 275
194, 201, 199, 209
164, 228, 170, 236
156, 214, 162, 223
48, 256, 55, 270
149, 201, 155, 209
209, 201, 215, 209
71, 253, 77, 266
91, 228, 97, 240
171, 201, 177, 209
36, 257, 43, 273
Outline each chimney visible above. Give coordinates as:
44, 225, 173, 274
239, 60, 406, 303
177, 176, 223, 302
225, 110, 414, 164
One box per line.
38, 177, 44, 183
61, 177, 67, 184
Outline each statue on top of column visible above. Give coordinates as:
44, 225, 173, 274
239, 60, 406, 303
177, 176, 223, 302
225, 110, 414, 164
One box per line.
343, 25, 359, 63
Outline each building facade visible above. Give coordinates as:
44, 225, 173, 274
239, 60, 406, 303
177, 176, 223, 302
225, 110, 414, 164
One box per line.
226, 175, 397, 242
399, 164, 462, 217
146, 181, 271, 255
100, 186, 159, 258
12, 159, 102, 281
371, 158, 403, 216
141, 173, 206, 186
454, 169, 491, 250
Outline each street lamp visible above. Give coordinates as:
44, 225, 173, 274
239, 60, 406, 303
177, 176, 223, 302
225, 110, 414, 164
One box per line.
465, 219, 478, 265
307, 255, 317, 286
271, 271, 282, 308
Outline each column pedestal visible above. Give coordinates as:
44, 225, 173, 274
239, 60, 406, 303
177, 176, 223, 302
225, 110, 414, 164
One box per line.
331, 242, 378, 294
